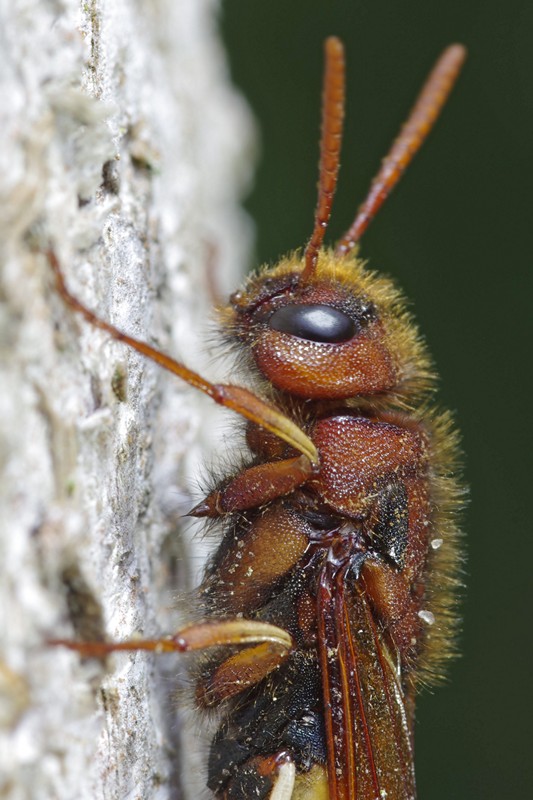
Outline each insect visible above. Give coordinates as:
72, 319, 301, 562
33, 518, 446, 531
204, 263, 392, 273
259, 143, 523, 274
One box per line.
49, 37, 466, 800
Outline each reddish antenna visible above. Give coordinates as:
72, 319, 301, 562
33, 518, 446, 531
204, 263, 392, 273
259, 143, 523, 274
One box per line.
301, 36, 345, 282
336, 44, 466, 256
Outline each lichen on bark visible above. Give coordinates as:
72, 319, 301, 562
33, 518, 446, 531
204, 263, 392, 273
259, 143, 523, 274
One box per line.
0, 1, 254, 798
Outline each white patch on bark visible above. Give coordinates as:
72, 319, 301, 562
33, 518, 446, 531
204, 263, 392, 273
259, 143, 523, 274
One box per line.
0, 1, 255, 798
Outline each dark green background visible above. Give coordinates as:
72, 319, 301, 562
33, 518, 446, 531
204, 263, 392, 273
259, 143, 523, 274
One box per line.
221, 1, 531, 798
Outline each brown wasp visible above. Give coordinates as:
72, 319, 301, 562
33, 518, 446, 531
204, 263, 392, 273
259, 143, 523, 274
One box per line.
50, 37, 466, 800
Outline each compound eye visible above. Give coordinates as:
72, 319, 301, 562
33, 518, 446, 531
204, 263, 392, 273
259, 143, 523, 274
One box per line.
268, 303, 357, 344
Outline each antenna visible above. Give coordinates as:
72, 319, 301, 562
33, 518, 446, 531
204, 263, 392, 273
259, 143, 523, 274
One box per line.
336, 44, 466, 255
301, 36, 346, 282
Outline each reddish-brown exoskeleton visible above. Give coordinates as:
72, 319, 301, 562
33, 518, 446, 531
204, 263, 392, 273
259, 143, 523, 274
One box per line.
50, 38, 466, 800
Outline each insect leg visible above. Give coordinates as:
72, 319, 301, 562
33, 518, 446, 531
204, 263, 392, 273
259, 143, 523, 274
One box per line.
52, 619, 293, 707
198, 641, 292, 706
212, 752, 296, 800
191, 455, 314, 516
50, 618, 292, 658
269, 761, 296, 800
47, 250, 318, 466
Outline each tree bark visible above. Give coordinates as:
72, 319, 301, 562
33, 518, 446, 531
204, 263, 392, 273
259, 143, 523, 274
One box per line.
0, 1, 254, 798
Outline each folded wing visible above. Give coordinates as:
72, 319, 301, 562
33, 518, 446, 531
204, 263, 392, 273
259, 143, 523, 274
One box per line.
317, 557, 416, 800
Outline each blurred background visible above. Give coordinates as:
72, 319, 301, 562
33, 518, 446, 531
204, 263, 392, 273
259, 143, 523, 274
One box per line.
221, 1, 531, 798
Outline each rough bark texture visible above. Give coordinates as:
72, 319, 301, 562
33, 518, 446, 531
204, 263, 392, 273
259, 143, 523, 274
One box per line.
0, 1, 254, 798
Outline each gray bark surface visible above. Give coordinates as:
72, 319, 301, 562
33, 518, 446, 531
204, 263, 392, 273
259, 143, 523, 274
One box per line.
0, 1, 255, 798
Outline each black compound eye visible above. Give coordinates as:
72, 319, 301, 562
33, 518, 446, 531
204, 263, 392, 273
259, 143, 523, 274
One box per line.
268, 303, 357, 344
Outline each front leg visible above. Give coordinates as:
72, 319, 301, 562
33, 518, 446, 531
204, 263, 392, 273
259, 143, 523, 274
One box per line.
192, 455, 315, 516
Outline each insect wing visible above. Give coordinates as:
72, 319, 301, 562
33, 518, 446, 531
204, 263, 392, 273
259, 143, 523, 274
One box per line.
317, 557, 416, 800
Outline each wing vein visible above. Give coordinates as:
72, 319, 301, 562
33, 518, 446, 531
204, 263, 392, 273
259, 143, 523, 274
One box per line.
337, 570, 381, 797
